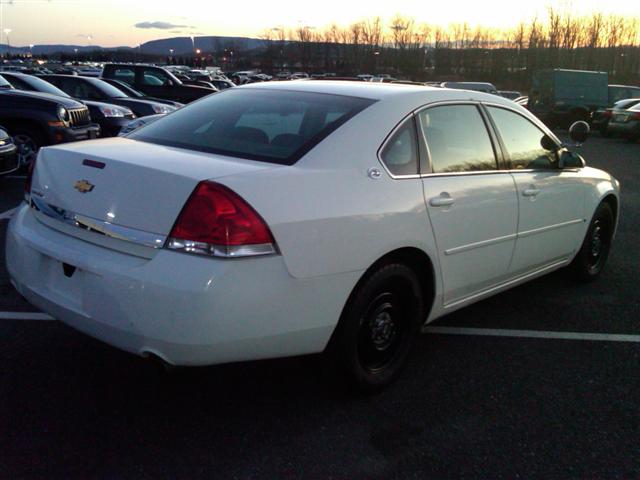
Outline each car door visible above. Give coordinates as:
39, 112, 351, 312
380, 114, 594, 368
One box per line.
485, 105, 585, 276
418, 103, 519, 306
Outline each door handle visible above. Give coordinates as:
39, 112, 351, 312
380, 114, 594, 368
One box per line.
429, 195, 455, 207
523, 188, 540, 197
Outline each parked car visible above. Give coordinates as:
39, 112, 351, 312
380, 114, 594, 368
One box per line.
210, 79, 235, 90
117, 114, 163, 136
1, 72, 136, 137
591, 98, 640, 136
0, 126, 19, 175
0, 75, 99, 167
101, 64, 215, 103
529, 69, 640, 129
441, 81, 498, 95
607, 102, 640, 141
607, 84, 640, 104
39, 75, 178, 118
100, 78, 184, 109
499, 90, 522, 100
8, 82, 619, 391
173, 73, 217, 89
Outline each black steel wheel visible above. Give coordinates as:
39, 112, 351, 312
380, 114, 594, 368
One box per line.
570, 202, 614, 282
325, 263, 424, 392
13, 131, 41, 169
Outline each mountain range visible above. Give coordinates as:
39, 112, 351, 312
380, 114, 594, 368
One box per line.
0, 35, 268, 56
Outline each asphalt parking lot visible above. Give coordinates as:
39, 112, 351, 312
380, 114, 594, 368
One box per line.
1, 136, 639, 479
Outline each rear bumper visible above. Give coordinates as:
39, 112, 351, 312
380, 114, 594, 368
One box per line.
6, 204, 356, 366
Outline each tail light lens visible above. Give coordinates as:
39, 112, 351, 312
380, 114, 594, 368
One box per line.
632, 112, 640, 121
166, 181, 277, 258
603, 110, 612, 118
23, 156, 37, 203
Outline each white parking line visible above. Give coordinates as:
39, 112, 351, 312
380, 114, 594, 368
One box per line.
425, 326, 640, 343
3, 175, 26, 180
0, 207, 18, 221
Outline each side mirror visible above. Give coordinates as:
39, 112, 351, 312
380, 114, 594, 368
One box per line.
569, 121, 590, 144
559, 150, 586, 169
540, 134, 559, 152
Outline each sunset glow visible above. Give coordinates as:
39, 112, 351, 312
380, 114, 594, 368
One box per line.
0, 0, 638, 47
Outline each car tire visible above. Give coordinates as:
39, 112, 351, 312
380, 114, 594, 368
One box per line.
325, 263, 424, 393
569, 202, 614, 282
12, 129, 43, 169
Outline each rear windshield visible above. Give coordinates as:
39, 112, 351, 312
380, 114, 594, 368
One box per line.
130, 89, 376, 165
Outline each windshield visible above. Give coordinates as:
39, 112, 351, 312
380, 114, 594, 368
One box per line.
21, 75, 70, 97
0, 75, 12, 89
130, 89, 375, 165
614, 99, 640, 110
112, 81, 144, 97
88, 77, 130, 98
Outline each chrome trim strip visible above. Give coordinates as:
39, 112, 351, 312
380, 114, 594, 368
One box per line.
443, 219, 585, 256
443, 258, 569, 309
31, 197, 166, 249
518, 219, 585, 239
444, 233, 517, 256
421, 170, 508, 178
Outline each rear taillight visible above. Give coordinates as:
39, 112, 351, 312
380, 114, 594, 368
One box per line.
166, 181, 277, 258
603, 110, 613, 118
632, 112, 640, 121
23, 156, 37, 203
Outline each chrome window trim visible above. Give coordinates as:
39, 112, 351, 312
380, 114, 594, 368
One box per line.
376, 98, 564, 180
31, 197, 167, 249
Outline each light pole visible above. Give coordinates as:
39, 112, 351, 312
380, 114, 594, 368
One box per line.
29, 44, 34, 58
169, 48, 174, 64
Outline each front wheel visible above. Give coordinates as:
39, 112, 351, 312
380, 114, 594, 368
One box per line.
13, 130, 42, 169
325, 263, 424, 393
569, 202, 614, 282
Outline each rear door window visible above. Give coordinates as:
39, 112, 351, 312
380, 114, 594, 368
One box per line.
418, 105, 497, 173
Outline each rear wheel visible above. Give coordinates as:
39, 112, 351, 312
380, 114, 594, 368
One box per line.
325, 263, 424, 393
570, 202, 614, 282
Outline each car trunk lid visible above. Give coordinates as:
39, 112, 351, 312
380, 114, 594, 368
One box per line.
30, 137, 279, 245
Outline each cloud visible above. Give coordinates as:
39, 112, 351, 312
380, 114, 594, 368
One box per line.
134, 21, 194, 30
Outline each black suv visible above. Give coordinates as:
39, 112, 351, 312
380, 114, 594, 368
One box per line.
0, 75, 99, 166
101, 64, 216, 104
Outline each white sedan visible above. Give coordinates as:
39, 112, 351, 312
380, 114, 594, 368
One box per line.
6, 81, 620, 391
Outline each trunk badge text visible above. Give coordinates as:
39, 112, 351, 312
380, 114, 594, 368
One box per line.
74, 180, 95, 193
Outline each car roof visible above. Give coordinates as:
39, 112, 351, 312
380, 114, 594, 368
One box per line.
239, 80, 512, 106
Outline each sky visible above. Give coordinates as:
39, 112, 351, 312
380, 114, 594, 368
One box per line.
0, 0, 638, 47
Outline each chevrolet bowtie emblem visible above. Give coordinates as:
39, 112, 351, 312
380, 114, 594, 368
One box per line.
74, 179, 95, 193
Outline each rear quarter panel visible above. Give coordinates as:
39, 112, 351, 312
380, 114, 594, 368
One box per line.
218, 99, 441, 282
